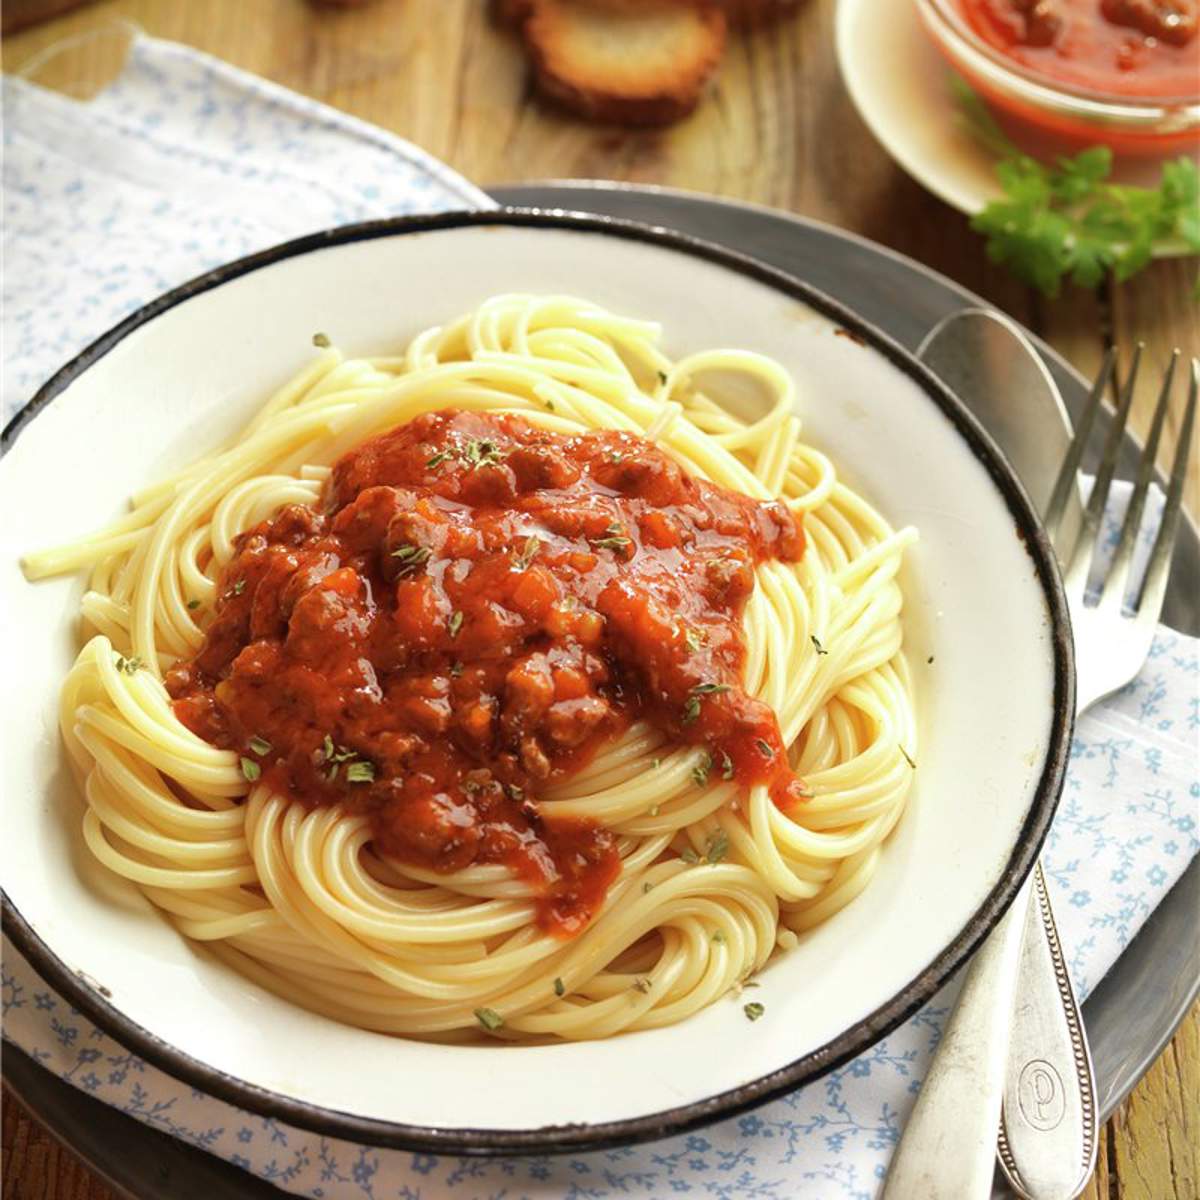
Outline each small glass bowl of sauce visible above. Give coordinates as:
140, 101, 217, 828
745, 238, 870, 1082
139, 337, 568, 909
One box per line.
916, 0, 1200, 154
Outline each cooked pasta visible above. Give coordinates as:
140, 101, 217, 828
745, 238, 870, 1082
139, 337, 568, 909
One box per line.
25, 294, 918, 1041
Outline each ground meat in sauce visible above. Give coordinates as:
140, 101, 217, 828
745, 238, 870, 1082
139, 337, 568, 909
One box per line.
166, 410, 807, 935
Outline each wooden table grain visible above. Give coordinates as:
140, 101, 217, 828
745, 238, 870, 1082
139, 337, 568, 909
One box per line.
2, 2, 1197, 1197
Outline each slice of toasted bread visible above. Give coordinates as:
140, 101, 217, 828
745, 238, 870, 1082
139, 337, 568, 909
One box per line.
523, 0, 727, 126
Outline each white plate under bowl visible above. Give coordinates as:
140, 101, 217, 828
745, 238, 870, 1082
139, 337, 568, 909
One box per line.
0, 211, 1073, 1153
836, 0, 1200, 241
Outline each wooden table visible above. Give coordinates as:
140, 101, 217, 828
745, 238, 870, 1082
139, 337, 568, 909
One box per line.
2, 2, 1196, 1197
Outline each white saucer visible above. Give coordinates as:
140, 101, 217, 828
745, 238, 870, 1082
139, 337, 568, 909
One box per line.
835, 0, 1198, 243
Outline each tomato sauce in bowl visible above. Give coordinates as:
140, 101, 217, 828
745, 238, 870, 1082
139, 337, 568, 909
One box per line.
917, 0, 1200, 152
959, 0, 1198, 100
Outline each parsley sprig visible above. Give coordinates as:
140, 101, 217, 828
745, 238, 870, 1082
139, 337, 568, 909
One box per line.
955, 79, 1200, 296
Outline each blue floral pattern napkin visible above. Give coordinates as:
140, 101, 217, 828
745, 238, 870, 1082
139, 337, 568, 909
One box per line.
3, 34, 1198, 1200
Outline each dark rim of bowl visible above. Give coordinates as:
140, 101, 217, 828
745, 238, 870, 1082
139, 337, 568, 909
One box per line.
0, 206, 1076, 1156
920, 0, 1200, 111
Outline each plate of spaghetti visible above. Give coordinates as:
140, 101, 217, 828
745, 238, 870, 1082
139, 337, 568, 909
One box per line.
0, 210, 1073, 1152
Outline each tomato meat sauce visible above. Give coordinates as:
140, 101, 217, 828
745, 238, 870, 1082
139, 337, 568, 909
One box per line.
959, 0, 1198, 98
166, 411, 806, 935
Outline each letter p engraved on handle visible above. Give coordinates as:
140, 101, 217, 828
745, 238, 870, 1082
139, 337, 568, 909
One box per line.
1016, 1059, 1066, 1131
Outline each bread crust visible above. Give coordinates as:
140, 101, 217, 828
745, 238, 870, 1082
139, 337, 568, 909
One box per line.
523, 0, 727, 126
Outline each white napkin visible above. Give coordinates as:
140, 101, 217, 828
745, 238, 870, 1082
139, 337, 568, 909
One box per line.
3, 35, 1197, 1200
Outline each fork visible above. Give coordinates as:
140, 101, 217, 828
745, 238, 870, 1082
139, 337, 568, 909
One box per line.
1046, 347, 1197, 712
995, 348, 1197, 1200
883, 349, 1198, 1200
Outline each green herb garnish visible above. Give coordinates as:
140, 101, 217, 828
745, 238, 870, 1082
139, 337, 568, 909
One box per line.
312, 332, 331, 348
345, 761, 375, 784
955, 78, 1200, 296
712, 929, 726, 944
319, 736, 370, 783
656, 370, 668, 385
683, 682, 730, 726
391, 544, 432, 575
720, 751, 734, 781
755, 738, 774, 760
554, 978, 565, 997
321, 734, 357, 764
680, 848, 700, 865
113, 654, 145, 675
633, 977, 652, 994
450, 661, 464, 678
692, 752, 713, 788
743, 1002, 765, 1022
591, 522, 632, 553
643, 881, 654, 893
240, 757, 261, 782
705, 830, 729, 864
248, 736, 272, 756
684, 627, 706, 653
475, 1007, 504, 1032
461, 438, 505, 468
900, 746, 917, 770
514, 535, 540, 571
232, 579, 246, 596
426, 449, 452, 470
187, 598, 201, 611
810, 634, 827, 656
448, 610, 464, 638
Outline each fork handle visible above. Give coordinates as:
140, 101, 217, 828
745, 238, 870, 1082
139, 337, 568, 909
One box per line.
997, 861, 1099, 1200
881, 874, 1031, 1200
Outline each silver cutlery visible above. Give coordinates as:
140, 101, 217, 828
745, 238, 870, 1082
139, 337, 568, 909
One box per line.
884, 323, 1197, 1200
998, 348, 1197, 1199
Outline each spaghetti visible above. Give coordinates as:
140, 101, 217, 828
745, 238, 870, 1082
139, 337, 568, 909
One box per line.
25, 294, 918, 1041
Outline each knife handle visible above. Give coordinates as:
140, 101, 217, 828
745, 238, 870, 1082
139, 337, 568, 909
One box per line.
881, 875, 1030, 1200
997, 861, 1099, 1200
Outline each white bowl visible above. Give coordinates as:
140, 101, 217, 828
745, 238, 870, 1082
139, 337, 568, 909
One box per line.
0, 211, 1073, 1153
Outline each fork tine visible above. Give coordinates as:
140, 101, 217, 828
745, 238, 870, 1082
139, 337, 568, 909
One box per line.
1098, 351, 1180, 611
1131, 358, 1198, 625
1061, 345, 1142, 588
1044, 346, 1116, 544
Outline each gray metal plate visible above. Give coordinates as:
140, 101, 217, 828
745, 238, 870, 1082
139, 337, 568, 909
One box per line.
6, 182, 1197, 1198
